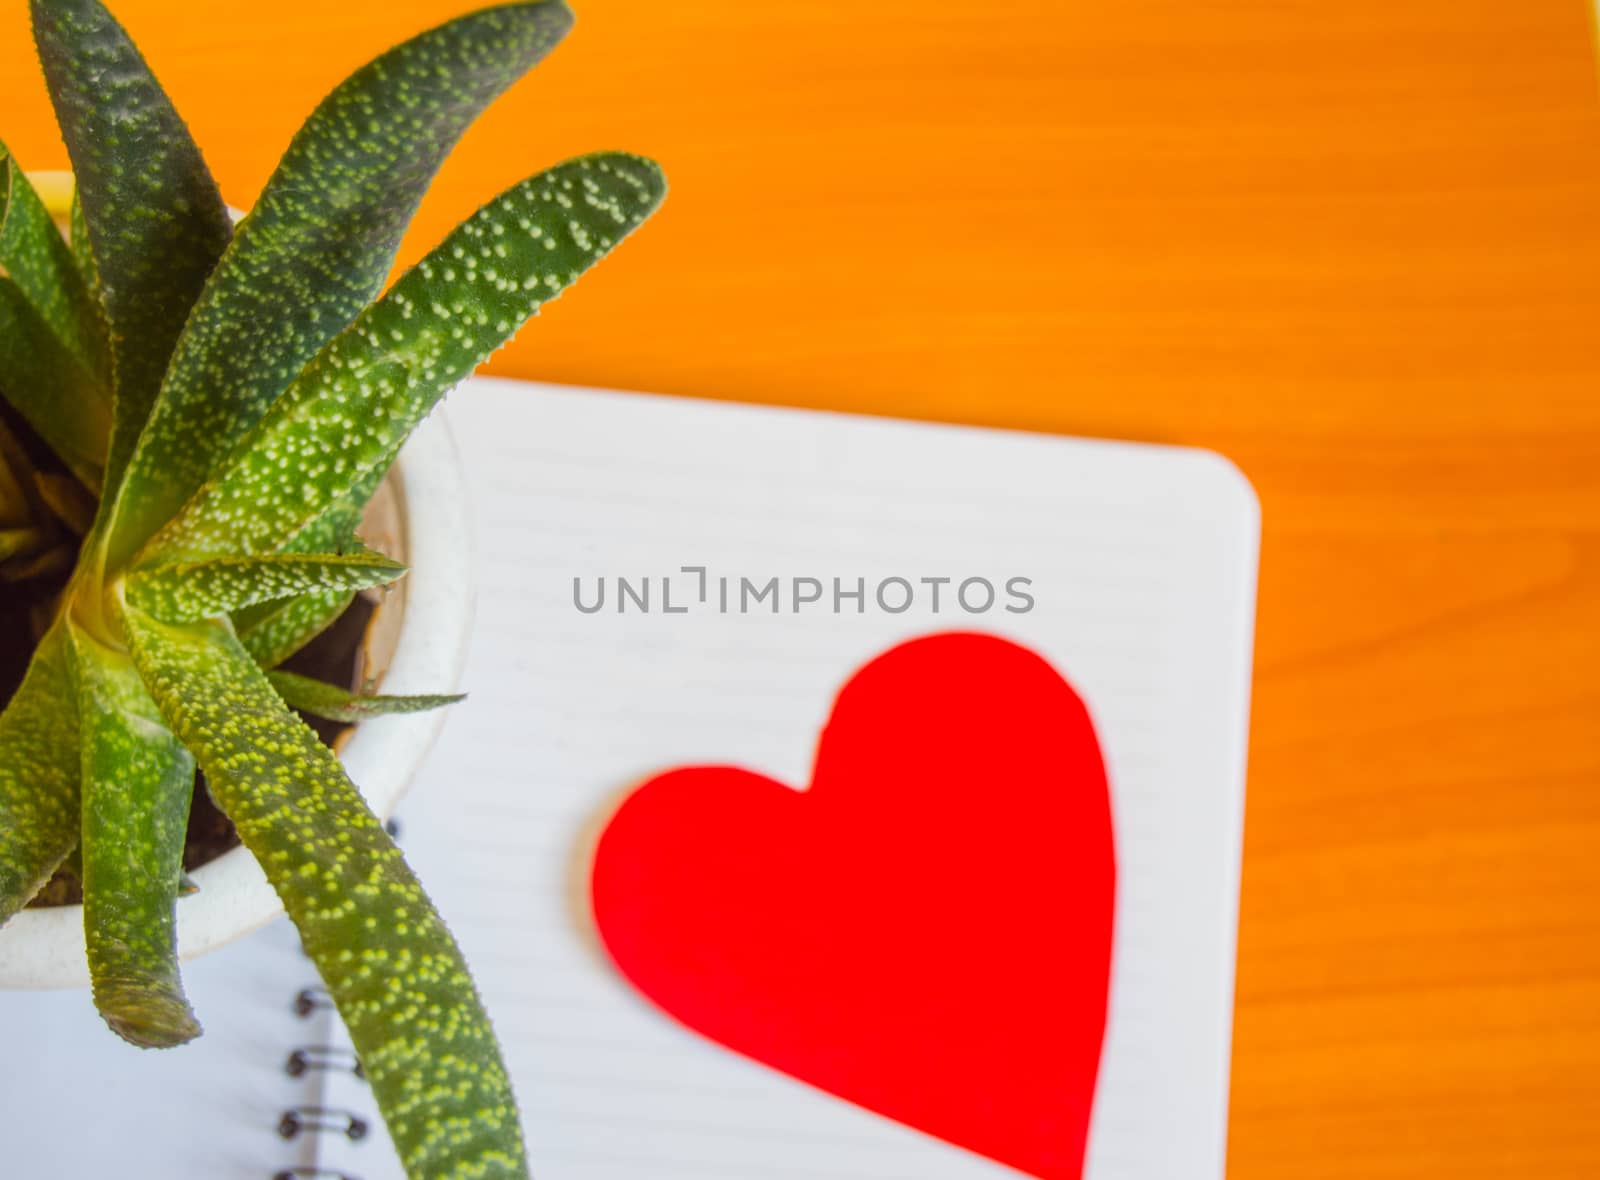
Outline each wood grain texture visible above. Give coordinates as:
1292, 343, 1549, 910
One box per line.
4, 0, 1600, 1174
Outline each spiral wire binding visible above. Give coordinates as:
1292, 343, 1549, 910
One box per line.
287, 1045, 366, 1080
278, 1007, 371, 1177
273, 820, 400, 1175
279, 1105, 370, 1142
292, 986, 335, 1018
279, 993, 371, 1178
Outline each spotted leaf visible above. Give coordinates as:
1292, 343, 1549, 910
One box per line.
125, 609, 527, 1179
228, 460, 393, 666
0, 624, 80, 924
105, 0, 574, 569
0, 145, 108, 381
126, 547, 404, 623
268, 669, 463, 723
235, 587, 357, 670
284, 450, 393, 555
146, 152, 666, 561
31, 0, 232, 498
68, 183, 96, 295
67, 621, 199, 1049
0, 277, 110, 487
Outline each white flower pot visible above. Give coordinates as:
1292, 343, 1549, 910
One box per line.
0, 409, 474, 989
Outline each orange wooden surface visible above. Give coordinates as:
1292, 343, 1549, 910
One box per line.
6, 0, 1600, 1174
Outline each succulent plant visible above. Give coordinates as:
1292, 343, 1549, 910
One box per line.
0, 1, 664, 1175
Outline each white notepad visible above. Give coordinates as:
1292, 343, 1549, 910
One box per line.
0, 377, 1258, 1180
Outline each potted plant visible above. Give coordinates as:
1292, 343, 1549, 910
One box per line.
0, 1, 664, 1176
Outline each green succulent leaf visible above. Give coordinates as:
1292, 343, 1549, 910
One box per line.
0, 624, 80, 924
31, 0, 233, 497
268, 669, 464, 723
126, 548, 405, 623
227, 460, 393, 667
235, 587, 357, 670
148, 152, 665, 561
125, 608, 527, 1178
67, 184, 97, 295
67, 621, 200, 1049
0, 145, 108, 380
0, 278, 110, 488
105, 0, 574, 568
285, 455, 392, 555
227, 458, 392, 666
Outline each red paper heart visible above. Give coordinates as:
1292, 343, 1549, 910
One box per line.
591, 632, 1115, 1179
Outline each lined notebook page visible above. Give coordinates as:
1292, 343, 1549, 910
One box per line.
0, 916, 324, 1177
316, 378, 1259, 1180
